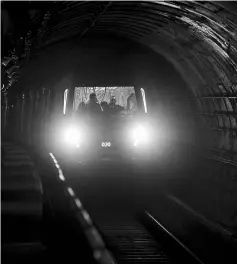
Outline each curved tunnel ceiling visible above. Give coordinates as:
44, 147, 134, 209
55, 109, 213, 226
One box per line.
2, 1, 237, 163
3, 1, 237, 91
35, 1, 237, 91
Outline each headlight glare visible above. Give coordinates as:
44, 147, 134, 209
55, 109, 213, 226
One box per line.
64, 127, 81, 145
132, 125, 150, 146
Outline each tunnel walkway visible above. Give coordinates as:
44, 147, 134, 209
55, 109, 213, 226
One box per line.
1, 141, 43, 244
1, 141, 47, 264
1, 141, 104, 264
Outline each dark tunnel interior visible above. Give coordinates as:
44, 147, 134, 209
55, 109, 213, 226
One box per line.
1, 1, 237, 264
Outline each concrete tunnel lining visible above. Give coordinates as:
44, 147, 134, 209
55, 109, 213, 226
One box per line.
2, 0, 237, 238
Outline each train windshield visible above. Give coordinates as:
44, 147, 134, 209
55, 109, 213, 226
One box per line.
73, 86, 138, 117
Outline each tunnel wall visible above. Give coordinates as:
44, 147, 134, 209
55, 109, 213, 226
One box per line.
140, 26, 237, 163
137, 31, 237, 232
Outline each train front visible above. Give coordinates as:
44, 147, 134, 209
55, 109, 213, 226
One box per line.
57, 86, 155, 164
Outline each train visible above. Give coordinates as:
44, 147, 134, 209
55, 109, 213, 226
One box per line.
57, 85, 155, 164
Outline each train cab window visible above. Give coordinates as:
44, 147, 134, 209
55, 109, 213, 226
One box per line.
73, 86, 138, 118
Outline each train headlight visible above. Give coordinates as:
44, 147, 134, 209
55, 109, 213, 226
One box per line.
131, 125, 150, 146
64, 127, 81, 145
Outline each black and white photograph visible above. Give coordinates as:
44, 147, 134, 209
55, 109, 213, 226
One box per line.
1, 1, 237, 264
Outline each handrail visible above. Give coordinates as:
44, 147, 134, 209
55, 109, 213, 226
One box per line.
196, 112, 237, 117
188, 145, 237, 169
189, 96, 237, 99
207, 155, 237, 168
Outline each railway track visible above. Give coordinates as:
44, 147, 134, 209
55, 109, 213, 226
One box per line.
47, 152, 204, 264
98, 222, 175, 264
92, 210, 205, 264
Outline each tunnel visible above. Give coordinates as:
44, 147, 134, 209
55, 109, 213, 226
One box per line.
1, 2, 237, 264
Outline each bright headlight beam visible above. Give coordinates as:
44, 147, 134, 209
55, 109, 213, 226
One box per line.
132, 125, 150, 146
133, 140, 138, 147
135, 126, 147, 139
65, 127, 80, 144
